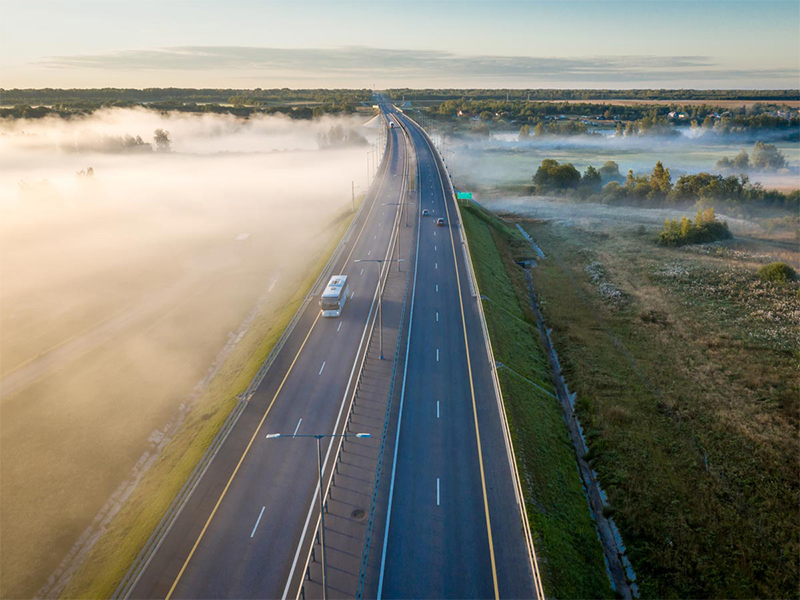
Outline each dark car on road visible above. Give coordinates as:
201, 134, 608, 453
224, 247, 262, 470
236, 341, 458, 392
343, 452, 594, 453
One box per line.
422, 209, 430, 216
436, 217, 446, 226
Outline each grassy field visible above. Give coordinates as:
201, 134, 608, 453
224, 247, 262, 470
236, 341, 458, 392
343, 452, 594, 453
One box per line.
509, 210, 799, 598
460, 204, 612, 599
56, 206, 360, 599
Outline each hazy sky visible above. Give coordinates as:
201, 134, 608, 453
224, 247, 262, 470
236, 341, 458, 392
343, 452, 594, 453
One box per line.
1, 0, 798, 89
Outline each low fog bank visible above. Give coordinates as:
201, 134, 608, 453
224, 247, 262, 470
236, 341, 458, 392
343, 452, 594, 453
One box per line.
0, 107, 372, 157
0, 108, 376, 598
446, 130, 800, 190
483, 196, 764, 235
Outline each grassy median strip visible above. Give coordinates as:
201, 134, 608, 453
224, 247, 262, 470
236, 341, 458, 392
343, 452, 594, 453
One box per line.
62, 205, 360, 599
460, 204, 612, 599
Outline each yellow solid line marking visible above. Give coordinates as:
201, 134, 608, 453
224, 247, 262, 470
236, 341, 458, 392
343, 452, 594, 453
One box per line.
425, 132, 500, 600
165, 137, 393, 600
165, 310, 321, 599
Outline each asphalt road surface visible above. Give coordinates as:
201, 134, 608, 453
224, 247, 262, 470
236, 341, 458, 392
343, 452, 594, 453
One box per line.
373, 111, 536, 599
127, 104, 537, 600
129, 105, 409, 600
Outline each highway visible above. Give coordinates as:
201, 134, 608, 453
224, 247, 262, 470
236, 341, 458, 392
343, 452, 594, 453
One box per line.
372, 111, 537, 599
124, 102, 540, 600
127, 104, 410, 600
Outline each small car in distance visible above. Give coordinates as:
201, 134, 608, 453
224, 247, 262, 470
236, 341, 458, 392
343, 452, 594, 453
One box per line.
422, 209, 430, 216
436, 218, 446, 226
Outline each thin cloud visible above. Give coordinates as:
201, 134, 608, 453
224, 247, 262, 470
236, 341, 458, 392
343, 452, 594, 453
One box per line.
34, 45, 798, 85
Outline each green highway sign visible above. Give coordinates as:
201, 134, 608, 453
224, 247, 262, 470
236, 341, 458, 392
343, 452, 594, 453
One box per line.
456, 191, 473, 200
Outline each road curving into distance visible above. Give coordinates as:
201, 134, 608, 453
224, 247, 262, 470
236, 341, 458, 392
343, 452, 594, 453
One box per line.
123, 101, 541, 600
370, 107, 540, 599
126, 103, 410, 600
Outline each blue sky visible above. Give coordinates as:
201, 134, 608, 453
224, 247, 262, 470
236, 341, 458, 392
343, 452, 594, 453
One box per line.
1, 0, 798, 88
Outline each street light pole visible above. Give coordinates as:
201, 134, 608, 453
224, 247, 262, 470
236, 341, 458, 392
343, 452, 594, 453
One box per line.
265, 432, 371, 600
354, 258, 404, 360
381, 202, 406, 257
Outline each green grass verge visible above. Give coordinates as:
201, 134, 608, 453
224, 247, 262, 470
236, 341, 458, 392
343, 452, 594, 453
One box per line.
460, 202, 612, 599
62, 204, 361, 599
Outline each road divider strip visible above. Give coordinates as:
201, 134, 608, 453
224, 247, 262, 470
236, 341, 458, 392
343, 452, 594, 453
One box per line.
373, 114, 423, 600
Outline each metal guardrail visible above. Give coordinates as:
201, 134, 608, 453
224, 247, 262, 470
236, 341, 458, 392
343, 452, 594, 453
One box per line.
112, 114, 393, 600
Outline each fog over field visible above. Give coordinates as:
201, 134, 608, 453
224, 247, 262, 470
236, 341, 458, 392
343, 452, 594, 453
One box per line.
0, 108, 377, 598
447, 128, 800, 191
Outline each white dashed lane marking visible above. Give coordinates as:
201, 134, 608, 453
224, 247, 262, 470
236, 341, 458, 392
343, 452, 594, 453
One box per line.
250, 506, 266, 538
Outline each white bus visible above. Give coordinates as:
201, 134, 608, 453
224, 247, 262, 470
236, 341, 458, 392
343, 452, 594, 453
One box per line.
320, 275, 349, 317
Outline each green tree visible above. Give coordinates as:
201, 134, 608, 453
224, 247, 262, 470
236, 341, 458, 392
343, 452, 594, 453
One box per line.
519, 124, 530, 139
650, 161, 672, 195
581, 165, 603, 190
533, 159, 581, 190
154, 128, 171, 152
751, 142, 787, 171
615, 122, 624, 136
599, 160, 622, 182
680, 216, 691, 237
534, 122, 545, 136
733, 149, 750, 170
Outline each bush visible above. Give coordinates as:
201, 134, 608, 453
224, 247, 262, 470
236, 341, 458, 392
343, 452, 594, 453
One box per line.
658, 208, 732, 246
758, 262, 797, 283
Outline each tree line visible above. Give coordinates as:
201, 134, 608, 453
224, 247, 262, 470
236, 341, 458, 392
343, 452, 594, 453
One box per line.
422, 99, 799, 137
531, 159, 799, 211
716, 142, 787, 172
0, 88, 371, 105
0, 89, 373, 120
0, 102, 364, 121
388, 89, 799, 102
